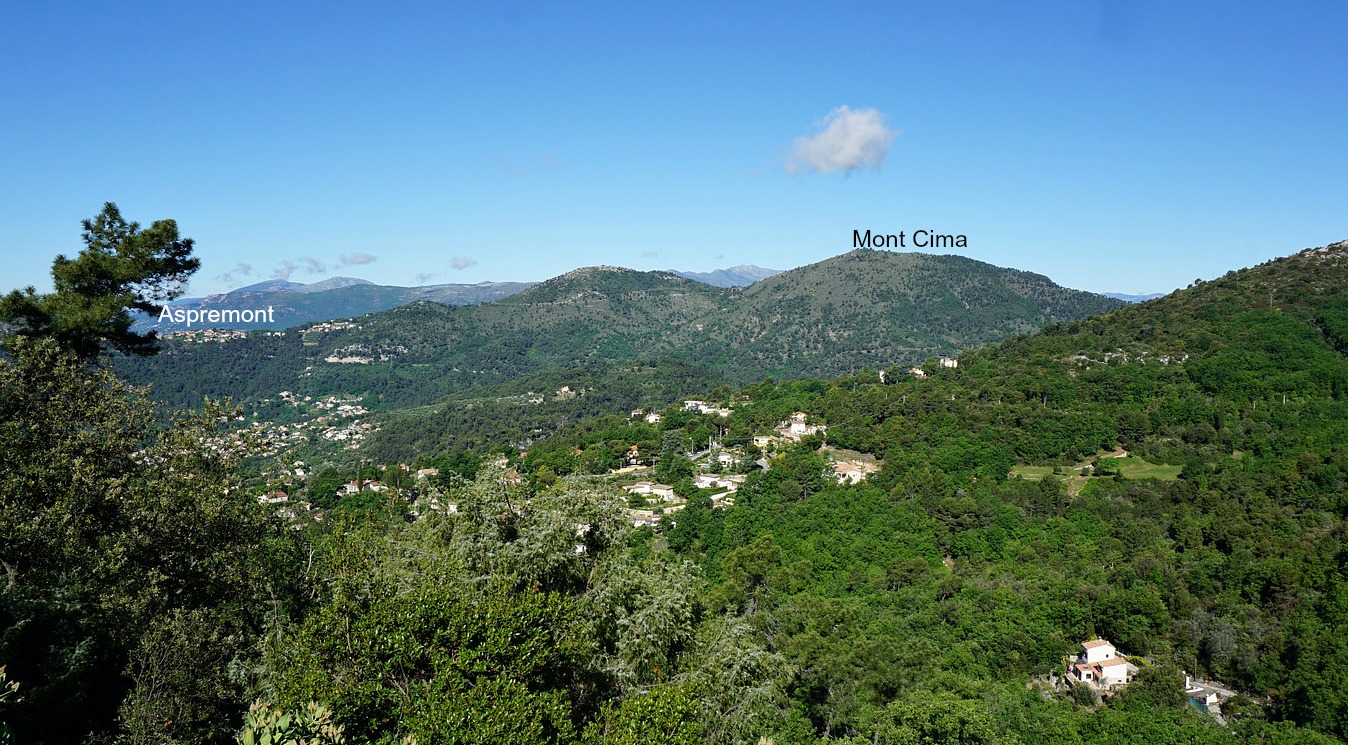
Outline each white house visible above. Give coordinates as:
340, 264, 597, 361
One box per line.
1082, 638, 1118, 665
779, 412, 825, 440
832, 461, 879, 484
693, 473, 721, 489
626, 481, 676, 500
694, 473, 742, 490
1068, 638, 1137, 690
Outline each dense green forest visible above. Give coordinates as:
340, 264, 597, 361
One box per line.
5, 240, 1348, 743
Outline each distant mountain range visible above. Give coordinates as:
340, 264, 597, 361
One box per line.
140, 266, 785, 331
137, 278, 537, 331
137, 262, 1152, 333
1101, 292, 1166, 303
119, 250, 1123, 410
668, 265, 782, 287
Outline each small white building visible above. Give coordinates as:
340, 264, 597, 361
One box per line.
1082, 638, 1117, 665
694, 473, 741, 491
832, 460, 879, 484
1068, 639, 1138, 690
626, 481, 676, 500
779, 412, 825, 440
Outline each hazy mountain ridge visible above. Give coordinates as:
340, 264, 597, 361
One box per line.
139, 266, 783, 331
668, 264, 782, 287
1102, 291, 1166, 303
137, 278, 538, 330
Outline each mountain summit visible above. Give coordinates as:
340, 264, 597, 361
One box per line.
668, 250, 1123, 378
669, 265, 781, 287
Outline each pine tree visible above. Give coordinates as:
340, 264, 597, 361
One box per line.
0, 202, 198, 359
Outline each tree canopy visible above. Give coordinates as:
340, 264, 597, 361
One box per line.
0, 202, 198, 359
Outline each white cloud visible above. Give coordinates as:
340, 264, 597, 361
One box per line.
451, 256, 477, 270
272, 257, 327, 280
216, 262, 256, 286
787, 106, 898, 174
341, 252, 377, 266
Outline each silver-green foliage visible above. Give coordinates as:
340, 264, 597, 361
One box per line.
238, 701, 346, 745
0, 666, 20, 745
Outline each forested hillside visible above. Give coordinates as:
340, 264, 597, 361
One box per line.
637, 240, 1348, 743
8, 240, 1347, 744
671, 250, 1123, 379
117, 252, 1119, 411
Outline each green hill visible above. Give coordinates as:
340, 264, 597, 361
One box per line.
674, 249, 1122, 378
611, 239, 1348, 743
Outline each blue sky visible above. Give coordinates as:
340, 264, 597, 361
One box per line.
2, 1, 1345, 297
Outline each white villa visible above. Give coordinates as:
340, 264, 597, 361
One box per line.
832, 460, 880, 484
1067, 638, 1138, 690
693, 473, 744, 491
777, 412, 826, 440
622, 481, 677, 500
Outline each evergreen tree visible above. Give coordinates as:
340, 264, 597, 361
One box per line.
0, 202, 198, 359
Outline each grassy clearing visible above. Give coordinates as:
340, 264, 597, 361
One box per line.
1114, 460, 1182, 480
1011, 454, 1182, 492
1009, 465, 1057, 480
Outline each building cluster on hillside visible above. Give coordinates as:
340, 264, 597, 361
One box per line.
162, 328, 252, 343
323, 343, 408, 364
683, 400, 734, 417
622, 470, 746, 528
254, 392, 376, 449
906, 357, 958, 379
303, 320, 360, 334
